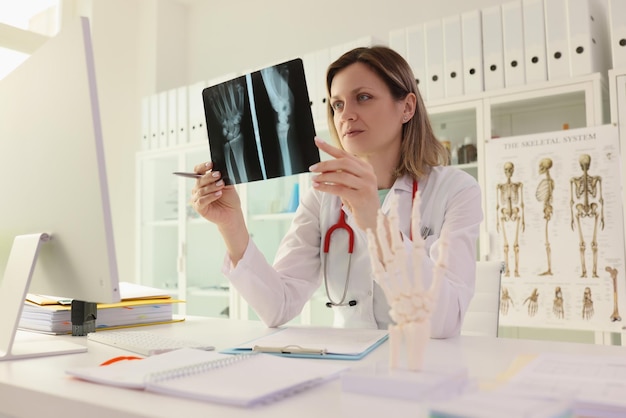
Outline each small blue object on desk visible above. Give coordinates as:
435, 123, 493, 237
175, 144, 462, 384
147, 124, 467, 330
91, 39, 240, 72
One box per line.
427, 390, 574, 418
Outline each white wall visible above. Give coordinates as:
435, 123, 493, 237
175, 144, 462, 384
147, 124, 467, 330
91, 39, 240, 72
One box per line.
183, 0, 511, 85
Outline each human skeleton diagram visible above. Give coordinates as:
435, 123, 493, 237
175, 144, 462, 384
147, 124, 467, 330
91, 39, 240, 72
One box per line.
569, 154, 604, 278
523, 288, 539, 317
209, 80, 248, 183
500, 287, 513, 315
582, 286, 594, 320
496, 162, 525, 277
536, 158, 555, 276
605, 266, 622, 322
553, 286, 564, 319
261, 64, 295, 176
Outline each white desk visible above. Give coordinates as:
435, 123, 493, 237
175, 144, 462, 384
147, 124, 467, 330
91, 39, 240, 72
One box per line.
1, 317, 623, 418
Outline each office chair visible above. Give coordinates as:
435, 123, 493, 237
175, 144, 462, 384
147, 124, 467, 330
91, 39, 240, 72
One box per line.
460, 261, 504, 337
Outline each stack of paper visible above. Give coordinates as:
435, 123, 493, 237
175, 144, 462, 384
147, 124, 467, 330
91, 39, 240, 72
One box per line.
19, 282, 184, 334
497, 352, 626, 418
341, 361, 470, 402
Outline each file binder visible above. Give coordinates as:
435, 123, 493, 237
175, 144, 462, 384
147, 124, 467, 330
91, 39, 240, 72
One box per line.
389, 27, 408, 60
567, 0, 610, 77
609, 0, 626, 70
302, 51, 319, 124
149, 94, 159, 149
176, 86, 188, 145
187, 80, 207, 143
302, 49, 330, 123
522, 0, 548, 84
482, 5, 505, 91
141, 97, 150, 150
425, 20, 445, 101
544, 0, 571, 80
158, 91, 168, 148
66, 348, 347, 407
443, 15, 464, 98
461, 10, 484, 95
406, 24, 428, 99
502, 1, 526, 87
167, 88, 177, 147
222, 326, 388, 360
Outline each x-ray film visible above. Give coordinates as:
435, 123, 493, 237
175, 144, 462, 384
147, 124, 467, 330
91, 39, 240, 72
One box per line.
202, 58, 319, 185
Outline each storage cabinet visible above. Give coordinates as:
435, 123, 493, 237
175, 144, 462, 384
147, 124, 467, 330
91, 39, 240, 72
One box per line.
425, 72, 608, 261
136, 144, 231, 318
137, 16, 614, 334
136, 143, 333, 323
138, 72, 607, 326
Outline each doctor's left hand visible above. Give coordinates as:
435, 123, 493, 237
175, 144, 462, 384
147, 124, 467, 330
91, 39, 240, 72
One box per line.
309, 137, 380, 232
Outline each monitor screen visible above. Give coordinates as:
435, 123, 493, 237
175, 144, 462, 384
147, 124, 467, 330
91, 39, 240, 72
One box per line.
0, 16, 120, 305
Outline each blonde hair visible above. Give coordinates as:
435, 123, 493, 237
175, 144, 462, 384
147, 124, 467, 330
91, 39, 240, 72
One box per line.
325, 46, 448, 180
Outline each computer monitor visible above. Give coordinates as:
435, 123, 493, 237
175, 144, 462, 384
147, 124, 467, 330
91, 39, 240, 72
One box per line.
0, 16, 120, 360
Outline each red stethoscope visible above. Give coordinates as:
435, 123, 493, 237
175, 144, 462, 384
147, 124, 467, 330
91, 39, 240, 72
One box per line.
322, 180, 418, 308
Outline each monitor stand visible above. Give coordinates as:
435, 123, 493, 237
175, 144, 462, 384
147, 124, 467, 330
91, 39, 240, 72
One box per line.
0, 233, 87, 361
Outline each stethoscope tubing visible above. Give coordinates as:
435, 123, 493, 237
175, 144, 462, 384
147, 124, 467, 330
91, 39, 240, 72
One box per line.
322, 180, 418, 308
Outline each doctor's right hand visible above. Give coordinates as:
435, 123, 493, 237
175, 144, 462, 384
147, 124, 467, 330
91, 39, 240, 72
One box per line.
191, 161, 243, 227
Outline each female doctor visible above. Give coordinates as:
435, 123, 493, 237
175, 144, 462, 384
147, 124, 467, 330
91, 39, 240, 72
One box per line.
191, 46, 482, 338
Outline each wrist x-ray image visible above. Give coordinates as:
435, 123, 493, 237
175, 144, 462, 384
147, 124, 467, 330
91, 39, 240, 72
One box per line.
202, 58, 319, 185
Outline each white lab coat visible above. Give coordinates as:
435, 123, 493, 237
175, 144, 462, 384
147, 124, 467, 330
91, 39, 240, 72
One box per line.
223, 166, 483, 338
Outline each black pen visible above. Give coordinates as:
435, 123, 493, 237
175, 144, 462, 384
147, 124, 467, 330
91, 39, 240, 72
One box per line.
252, 344, 327, 355
173, 171, 202, 179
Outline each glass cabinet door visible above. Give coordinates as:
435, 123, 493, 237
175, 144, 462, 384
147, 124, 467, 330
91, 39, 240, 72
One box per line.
428, 102, 481, 181
182, 147, 230, 318
138, 153, 179, 293
243, 174, 304, 323
486, 74, 608, 138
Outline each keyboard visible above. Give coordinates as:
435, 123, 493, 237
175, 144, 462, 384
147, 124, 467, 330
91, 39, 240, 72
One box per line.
87, 330, 215, 356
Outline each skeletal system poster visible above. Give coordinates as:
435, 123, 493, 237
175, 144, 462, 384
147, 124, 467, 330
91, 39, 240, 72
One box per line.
484, 124, 626, 332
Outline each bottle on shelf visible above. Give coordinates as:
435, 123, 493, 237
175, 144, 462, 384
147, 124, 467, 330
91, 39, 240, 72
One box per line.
458, 136, 477, 164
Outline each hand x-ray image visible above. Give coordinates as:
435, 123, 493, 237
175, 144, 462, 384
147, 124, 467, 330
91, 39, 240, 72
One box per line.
202, 58, 319, 185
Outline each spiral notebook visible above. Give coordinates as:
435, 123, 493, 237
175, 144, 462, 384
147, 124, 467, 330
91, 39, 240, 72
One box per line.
66, 348, 347, 407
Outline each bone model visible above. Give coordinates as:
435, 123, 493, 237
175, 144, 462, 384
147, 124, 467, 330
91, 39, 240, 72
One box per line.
261, 65, 295, 176
366, 191, 448, 371
209, 81, 248, 183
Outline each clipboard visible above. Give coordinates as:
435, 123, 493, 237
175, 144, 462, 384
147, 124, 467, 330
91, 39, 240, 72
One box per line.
221, 326, 388, 360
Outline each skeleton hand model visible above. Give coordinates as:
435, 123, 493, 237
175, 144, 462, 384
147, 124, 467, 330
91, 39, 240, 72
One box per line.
536, 158, 554, 276
209, 80, 247, 183
366, 192, 448, 371
261, 64, 295, 176
523, 288, 539, 317
496, 162, 525, 277
552, 286, 564, 319
582, 286, 594, 320
605, 266, 622, 322
570, 154, 604, 278
500, 287, 513, 315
